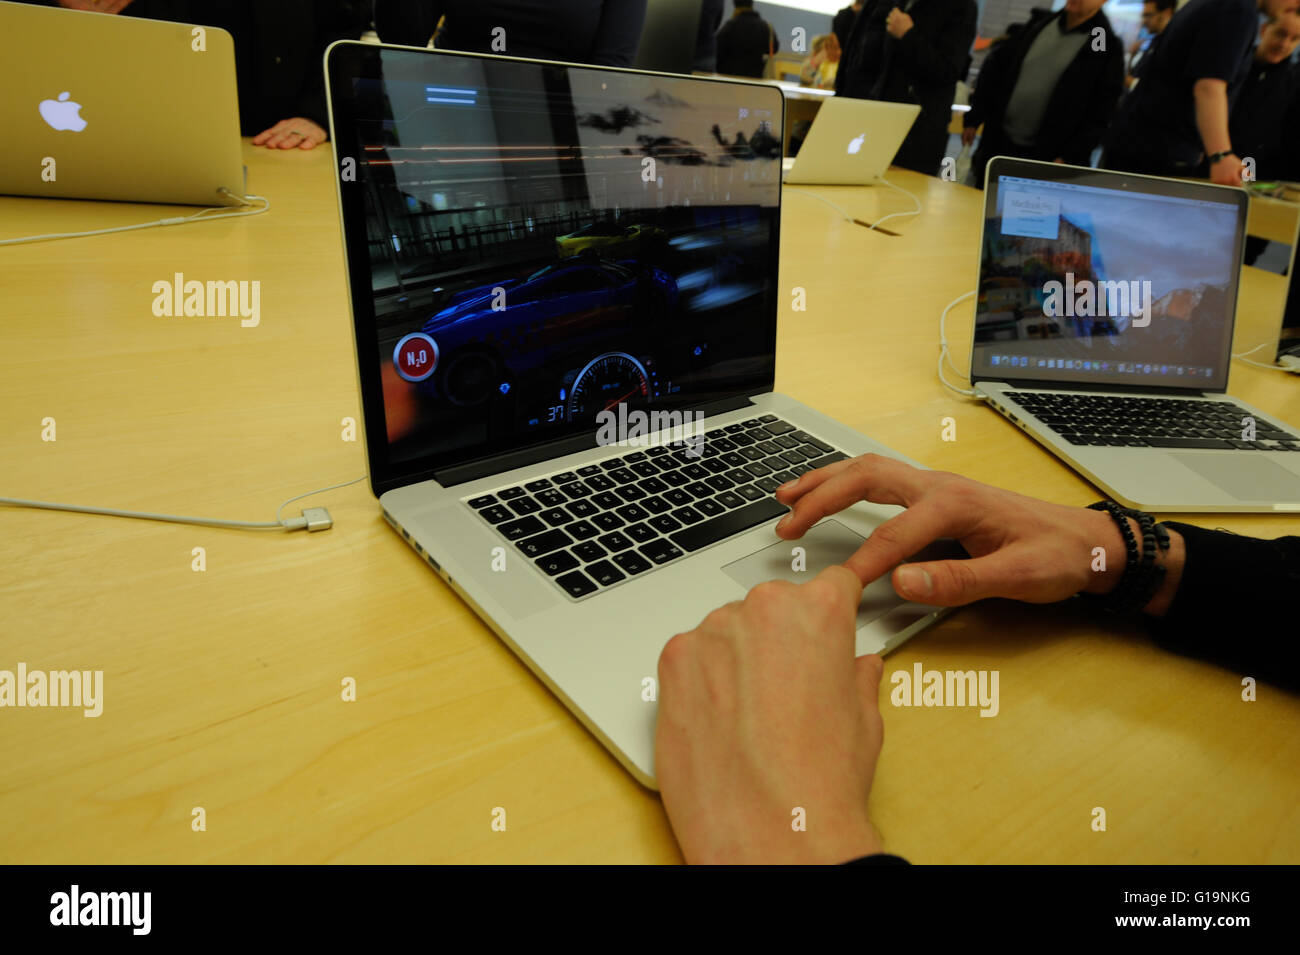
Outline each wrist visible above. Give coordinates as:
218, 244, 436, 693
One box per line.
1082, 508, 1132, 595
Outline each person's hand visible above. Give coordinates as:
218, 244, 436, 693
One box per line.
775, 454, 1129, 606
252, 118, 328, 150
885, 8, 914, 39
1208, 153, 1243, 186
961, 126, 977, 147
656, 566, 887, 865
58, 0, 134, 12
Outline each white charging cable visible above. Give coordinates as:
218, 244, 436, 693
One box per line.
0, 190, 270, 246
0, 475, 367, 532
938, 290, 984, 398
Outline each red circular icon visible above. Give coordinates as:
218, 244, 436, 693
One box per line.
393, 332, 439, 382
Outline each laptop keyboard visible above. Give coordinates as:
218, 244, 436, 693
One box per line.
464, 415, 849, 600
1003, 391, 1300, 450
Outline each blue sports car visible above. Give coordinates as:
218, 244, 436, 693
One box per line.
418, 258, 678, 406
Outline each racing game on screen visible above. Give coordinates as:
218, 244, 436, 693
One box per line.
346, 52, 781, 469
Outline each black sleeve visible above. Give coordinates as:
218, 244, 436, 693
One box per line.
842, 853, 910, 865
892, 0, 977, 88
1146, 523, 1300, 690
374, 0, 445, 47
1059, 30, 1126, 162
588, 0, 649, 67
1181, 1, 1258, 84
965, 33, 1016, 129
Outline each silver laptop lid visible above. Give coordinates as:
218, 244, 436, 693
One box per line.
971, 157, 1248, 395
325, 42, 784, 496
0, 0, 245, 206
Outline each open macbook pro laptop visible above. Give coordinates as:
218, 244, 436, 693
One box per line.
782, 97, 919, 185
971, 157, 1300, 512
0, 0, 245, 206
325, 42, 961, 787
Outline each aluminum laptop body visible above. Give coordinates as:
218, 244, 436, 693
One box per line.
0, 1, 245, 206
325, 42, 958, 787
971, 157, 1300, 512
782, 97, 919, 185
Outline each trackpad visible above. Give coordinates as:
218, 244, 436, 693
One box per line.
1172, 453, 1300, 502
720, 520, 964, 629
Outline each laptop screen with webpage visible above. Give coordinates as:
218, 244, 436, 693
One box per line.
326, 43, 783, 493
971, 158, 1247, 394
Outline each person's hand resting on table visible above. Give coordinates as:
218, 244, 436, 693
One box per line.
252, 117, 328, 150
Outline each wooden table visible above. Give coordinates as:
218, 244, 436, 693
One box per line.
2, 145, 1297, 864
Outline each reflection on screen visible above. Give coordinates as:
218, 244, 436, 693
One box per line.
974, 174, 1241, 390
347, 52, 781, 468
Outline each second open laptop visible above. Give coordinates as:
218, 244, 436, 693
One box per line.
970, 157, 1300, 512
0, 0, 245, 206
782, 97, 919, 185
325, 42, 962, 787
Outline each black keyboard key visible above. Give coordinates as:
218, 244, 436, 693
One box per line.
638, 476, 668, 494
758, 413, 778, 422
624, 451, 647, 462
779, 450, 809, 465
568, 499, 597, 518
586, 474, 615, 491
507, 496, 542, 515
721, 452, 747, 468
773, 435, 800, 450
536, 550, 579, 576
703, 458, 729, 474
663, 488, 692, 507
612, 551, 653, 576
631, 461, 659, 478
706, 475, 734, 492
696, 499, 725, 517
552, 471, 579, 484
642, 495, 673, 514
682, 482, 711, 500
586, 560, 626, 586
744, 462, 773, 477
640, 539, 684, 565
600, 458, 626, 471
516, 528, 573, 558
771, 469, 796, 484
724, 424, 745, 434
645, 445, 671, 457
577, 465, 603, 477
572, 541, 607, 562
592, 491, 622, 510
480, 505, 513, 524
561, 481, 592, 500
616, 503, 649, 522
681, 463, 708, 480
730, 432, 756, 447
608, 467, 637, 485
615, 484, 647, 502
716, 491, 744, 509
539, 508, 573, 527
648, 514, 683, 533
713, 437, 737, 452
806, 452, 849, 469
757, 440, 782, 455
669, 498, 788, 553
568, 520, 600, 541
556, 570, 598, 598
762, 420, 796, 435
536, 488, 568, 508
742, 418, 761, 427
592, 512, 625, 531
525, 479, 552, 492
598, 531, 634, 552
739, 446, 765, 461
499, 515, 545, 540
662, 470, 690, 487
755, 477, 781, 493
468, 495, 496, 509
499, 486, 526, 500
792, 432, 834, 453
673, 506, 705, 525
735, 484, 765, 501
625, 522, 658, 543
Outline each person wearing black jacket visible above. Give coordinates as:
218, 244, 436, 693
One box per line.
963, 0, 1124, 187
34, 0, 370, 147
373, 0, 649, 68
715, 0, 779, 78
834, 0, 978, 176
655, 454, 1300, 864
832, 2, 864, 53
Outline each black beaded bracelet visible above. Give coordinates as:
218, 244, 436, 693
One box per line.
1086, 501, 1169, 613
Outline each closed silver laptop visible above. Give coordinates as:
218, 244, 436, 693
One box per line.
783, 96, 919, 185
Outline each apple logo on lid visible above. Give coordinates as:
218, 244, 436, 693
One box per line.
847, 133, 865, 155
39, 92, 87, 132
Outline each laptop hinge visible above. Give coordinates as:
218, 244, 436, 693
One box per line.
432, 394, 758, 488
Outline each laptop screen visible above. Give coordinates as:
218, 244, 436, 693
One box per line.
972, 159, 1247, 394
326, 44, 783, 492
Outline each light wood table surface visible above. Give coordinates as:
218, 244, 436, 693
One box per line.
2, 145, 1297, 864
